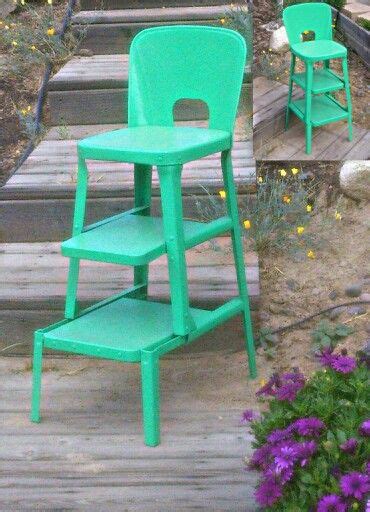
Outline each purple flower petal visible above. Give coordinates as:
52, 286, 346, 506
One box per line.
316, 494, 347, 512
293, 417, 325, 437
331, 355, 356, 374
359, 419, 370, 437
340, 438, 358, 454
254, 478, 282, 507
340, 472, 370, 500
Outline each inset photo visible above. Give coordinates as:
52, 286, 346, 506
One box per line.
253, 0, 369, 160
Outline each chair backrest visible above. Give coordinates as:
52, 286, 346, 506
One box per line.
283, 2, 332, 46
128, 25, 246, 134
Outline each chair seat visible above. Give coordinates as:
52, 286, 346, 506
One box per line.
43, 297, 211, 362
78, 125, 231, 165
291, 40, 347, 61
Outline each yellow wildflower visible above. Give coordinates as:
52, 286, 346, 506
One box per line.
21, 0, 25, 4
47, 0, 53, 4
243, 219, 251, 230
335, 211, 342, 220
282, 195, 291, 204
291, 167, 299, 175
12, 40, 18, 46
257, 176, 263, 183
30, 45, 37, 51
307, 250, 315, 259
218, 190, 226, 199
5, 24, 10, 30
279, 168, 287, 177
297, 226, 305, 235
220, 18, 226, 24
259, 379, 266, 387
306, 204, 312, 213
47, 27, 55, 36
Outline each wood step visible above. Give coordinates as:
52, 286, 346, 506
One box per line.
0, 123, 255, 242
81, 0, 230, 10
0, 240, 260, 356
72, 5, 231, 54
253, 76, 299, 155
47, 54, 250, 125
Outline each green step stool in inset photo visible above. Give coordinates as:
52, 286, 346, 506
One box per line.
30, 26, 257, 447
283, 2, 353, 154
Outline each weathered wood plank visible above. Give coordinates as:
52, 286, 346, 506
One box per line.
0, 357, 258, 510
72, 5, 231, 24
81, 0, 228, 9
253, 76, 369, 160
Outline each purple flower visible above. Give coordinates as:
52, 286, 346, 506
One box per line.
296, 440, 317, 466
359, 419, 370, 437
340, 471, 370, 500
240, 409, 259, 424
275, 381, 302, 402
264, 463, 294, 485
366, 461, 370, 475
248, 444, 271, 470
331, 355, 356, 374
267, 427, 293, 445
340, 438, 358, 454
254, 479, 282, 506
317, 347, 335, 367
293, 417, 325, 437
271, 442, 298, 472
256, 374, 279, 397
316, 494, 347, 512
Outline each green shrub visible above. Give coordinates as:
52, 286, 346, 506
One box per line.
244, 349, 370, 510
357, 17, 370, 31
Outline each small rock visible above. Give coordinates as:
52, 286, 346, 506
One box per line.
328, 307, 345, 320
360, 293, 370, 302
345, 284, 363, 298
271, 297, 286, 305
269, 303, 282, 314
286, 279, 299, 292
259, 311, 271, 322
0, 0, 17, 17
77, 48, 94, 57
347, 305, 367, 316
269, 26, 290, 53
339, 160, 370, 201
328, 290, 338, 301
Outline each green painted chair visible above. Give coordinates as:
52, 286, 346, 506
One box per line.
283, 2, 352, 154
30, 25, 257, 446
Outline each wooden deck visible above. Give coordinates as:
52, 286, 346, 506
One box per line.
0, 239, 259, 355
253, 76, 369, 160
0, 356, 258, 511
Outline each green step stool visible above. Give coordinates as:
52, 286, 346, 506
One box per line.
283, 2, 353, 154
30, 25, 257, 447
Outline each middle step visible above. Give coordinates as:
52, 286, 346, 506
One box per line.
48, 54, 250, 125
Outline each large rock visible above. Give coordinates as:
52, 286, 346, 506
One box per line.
269, 26, 289, 53
340, 161, 370, 201
0, 0, 17, 17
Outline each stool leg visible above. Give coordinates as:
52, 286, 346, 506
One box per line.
221, 150, 257, 379
157, 165, 195, 336
305, 61, 313, 155
342, 56, 353, 142
65, 156, 89, 319
134, 164, 153, 298
141, 350, 160, 447
286, 54, 296, 130
30, 331, 43, 423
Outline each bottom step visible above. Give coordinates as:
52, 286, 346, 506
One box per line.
0, 239, 259, 356
290, 95, 349, 127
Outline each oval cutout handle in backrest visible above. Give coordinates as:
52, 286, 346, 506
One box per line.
283, 3, 332, 46
173, 99, 209, 125
128, 25, 246, 134
301, 29, 316, 42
